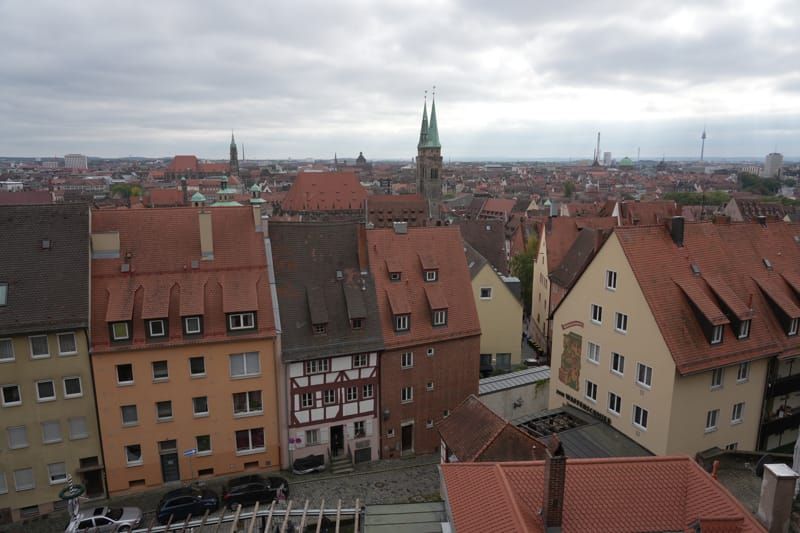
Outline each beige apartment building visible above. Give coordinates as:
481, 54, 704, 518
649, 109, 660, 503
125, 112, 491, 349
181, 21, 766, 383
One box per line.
0, 205, 105, 524
550, 218, 800, 456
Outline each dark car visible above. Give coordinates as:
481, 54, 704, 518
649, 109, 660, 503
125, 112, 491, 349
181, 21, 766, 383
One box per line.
292, 454, 325, 475
222, 474, 289, 510
156, 487, 219, 524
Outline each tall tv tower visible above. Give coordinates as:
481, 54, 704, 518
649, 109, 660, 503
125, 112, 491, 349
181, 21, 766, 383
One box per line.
700, 126, 707, 162
592, 132, 601, 167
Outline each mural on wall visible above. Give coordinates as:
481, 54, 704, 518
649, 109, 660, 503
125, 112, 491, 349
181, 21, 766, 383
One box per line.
559, 332, 582, 391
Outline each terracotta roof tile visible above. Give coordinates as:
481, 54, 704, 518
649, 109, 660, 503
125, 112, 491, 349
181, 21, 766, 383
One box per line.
424, 284, 448, 310
281, 170, 367, 212
704, 275, 755, 320
754, 276, 800, 318
141, 278, 174, 319
675, 278, 730, 326
220, 271, 261, 314
386, 286, 412, 316
167, 155, 199, 172
178, 275, 206, 316
544, 217, 617, 273
0, 191, 52, 205
456, 219, 509, 275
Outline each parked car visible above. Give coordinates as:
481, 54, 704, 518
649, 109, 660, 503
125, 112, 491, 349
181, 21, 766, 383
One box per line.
292, 453, 326, 474
65, 506, 142, 532
156, 486, 219, 524
222, 474, 289, 509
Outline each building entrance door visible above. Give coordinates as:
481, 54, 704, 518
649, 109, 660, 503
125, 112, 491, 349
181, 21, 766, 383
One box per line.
331, 425, 344, 457
159, 440, 180, 483
401, 423, 414, 455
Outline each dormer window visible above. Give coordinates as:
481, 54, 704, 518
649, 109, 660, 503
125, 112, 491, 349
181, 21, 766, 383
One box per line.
390, 272, 401, 282
228, 312, 255, 331
738, 320, 751, 339
351, 318, 363, 330
425, 270, 438, 282
395, 314, 410, 332
790, 318, 799, 336
313, 323, 327, 335
183, 316, 203, 336
147, 319, 166, 338
111, 322, 130, 341
711, 325, 724, 344
432, 309, 448, 327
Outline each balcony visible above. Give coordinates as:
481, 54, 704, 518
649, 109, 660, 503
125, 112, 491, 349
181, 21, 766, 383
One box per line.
768, 373, 800, 397
761, 411, 800, 436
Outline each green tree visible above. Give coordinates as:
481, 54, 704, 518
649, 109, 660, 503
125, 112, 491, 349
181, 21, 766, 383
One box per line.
110, 183, 143, 207
510, 235, 539, 316
563, 180, 575, 199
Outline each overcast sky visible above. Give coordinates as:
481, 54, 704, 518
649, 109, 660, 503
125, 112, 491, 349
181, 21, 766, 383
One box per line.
1, 0, 798, 160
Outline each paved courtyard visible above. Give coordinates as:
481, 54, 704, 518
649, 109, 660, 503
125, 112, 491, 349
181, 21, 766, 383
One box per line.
1, 455, 441, 532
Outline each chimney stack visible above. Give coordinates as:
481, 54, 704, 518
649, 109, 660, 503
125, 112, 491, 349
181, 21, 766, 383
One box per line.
757, 215, 767, 227
198, 211, 214, 260
669, 216, 685, 247
541, 433, 566, 531
252, 204, 262, 232
756, 463, 798, 533
181, 177, 188, 205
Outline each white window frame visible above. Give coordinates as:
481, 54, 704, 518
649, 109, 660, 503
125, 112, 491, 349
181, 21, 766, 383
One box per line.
36, 379, 56, 402
57, 332, 77, 355
151, 360, 169, 381
427, 381, 434, 391
47, 462, 67, 485
41, 420, 62, 444
363, 383, 374, 399
433, 309, 447, 326
353, 354, 369, 368
395, 314, 410, 332
111, 322, 130, 341
323, 389, 336, 405
1, 383, 22, 406
705, 409, 719, 432
737, 362, 750, 383
611, 352, 625, 376
0, 338, 14, 362
184, 316, 202, 335
155, 400, 173, 421
228, 312, 255, 331
305, 359, 329, 375
62, 376, 83, 399
738, 320, 751, 339
116, 363, 134, 385
711, 368, 724, 389
233, 391, 263, 416
731, 402, 744, 424
585, 380, 598, 403
426, 419, 434, 429
300, 393, 314, 409
230, 352, 260, 378
68, 417, 88, 440
346, 387, 358, 402
587, 342, 600, 364
0, 472, 7, 495
13, 468, 35, 491
389, 272, 401, 282
401, 386, 413, 404
633, 404, 648, 430
605, 270, 617, 290
427, 347, 435, 357
148, 319, 166, 338
590, 304, 603, 325
401, 352, 413, 369
635, 363, 653, 389
354, 420, 366, 437
196, 435, 212, 456
608, 392, 621, 415
614, 312, 628, 334
125, 444, 143, 466
7, 425, 28, 449
29, 334, 50, 359
425, 270, 438, 282
711, 325, 724, 344
193, 396, 209, 417
480, 287, 493, 299
305, 429, 320, 445
121, 405, 139, 426
189, 356, 206, 377
790, 318, 799, 336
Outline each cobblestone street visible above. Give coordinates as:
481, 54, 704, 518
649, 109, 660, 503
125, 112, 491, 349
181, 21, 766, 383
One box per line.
1, 455, 441, 532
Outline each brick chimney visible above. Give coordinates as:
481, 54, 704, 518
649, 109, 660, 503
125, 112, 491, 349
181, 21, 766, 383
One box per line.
541, 433, 566, 531
756, 463, 798, 533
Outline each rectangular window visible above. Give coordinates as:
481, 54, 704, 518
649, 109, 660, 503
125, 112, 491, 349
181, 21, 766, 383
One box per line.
605, 270, 617, 290
7, 426, 28, 449
711, 368, 724, 389
14, 468, 35, 491
0, 473, 6, 495
608, 392, 621, 415
737, 362, 750, 382
228, 312, 255, 331
738, 320, 751, 339
305, 429, 320, 445
480, 287, 492, 299
585, 380, 598, 402
614, 312, 628, 333
355, 421, 366, 437
732, 402, 744, 424
636, 363, 653, 389
353, 354, 369, 368
427, 381, 434, 391
112, 322, 130, 341
156, 400, 173, 421
711, 325, 724, 344
587, 342, 600, 364
346, 387, 358, 402
68, 417, 88, 440
152, 360, 169, 381
125, 444, 143, 466
0, 283, 6, 306
233, 391, 263, 415
633, 405, 649, 430
401, 352, 413, 369
196, 435, 212, 455
116, 363, 134, 385
230, 352, 260, 377
790, 318, 799, 336
189, 356, 205, 377
433, 309, 447, 326
305, 359, 329, 375
401, 386, 413, 403
36, 380, 56, 402
1, 384, 21, 406
57, 333, 77, 355
395, 314, 410, 332
121, 405, 138, 425
496, 353, 511, 370
313, 323, 327, 335
425, 270, 438, 282
0, 338, 13, 362
235, 427, 265, 453
363, 384, 374, 399
705, 409, 719, 432
611, 352, 625, 375
725, 442, 738, 451
427, 347, 435, 356
193, 396, 209, 416
47, 463, 67, 485
41, 421, 61, 443
590, 304, 603, 324
148, 319, 166, 338
350, 318, 363, 330
323, 389, 336, 405
29, 335, 49, 358
389, 272, 401, 282
300, 393, 314, 409
63, 377, 83, 398
184, 316, 202, 335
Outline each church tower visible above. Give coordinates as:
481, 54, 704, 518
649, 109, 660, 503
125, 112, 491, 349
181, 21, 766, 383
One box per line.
229, 131, 239, 176
416, 92, 443, 221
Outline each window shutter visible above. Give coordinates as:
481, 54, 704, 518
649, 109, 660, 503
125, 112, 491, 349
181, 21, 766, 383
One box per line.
320, 427, 329, 443
295, 432, 305, 449
366, 420, 373, 436
347, 423, 354, 439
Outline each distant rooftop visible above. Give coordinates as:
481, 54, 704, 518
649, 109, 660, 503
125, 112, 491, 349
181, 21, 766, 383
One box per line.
479, 366, 549, 395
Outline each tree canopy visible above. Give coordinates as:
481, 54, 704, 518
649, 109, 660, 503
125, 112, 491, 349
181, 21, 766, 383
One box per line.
510, 234, 539, 316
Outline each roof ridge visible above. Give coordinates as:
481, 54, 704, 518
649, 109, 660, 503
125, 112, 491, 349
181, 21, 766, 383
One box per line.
495, 464, 529, 532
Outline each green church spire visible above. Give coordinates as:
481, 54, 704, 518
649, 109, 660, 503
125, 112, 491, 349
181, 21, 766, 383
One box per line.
426, 93, 441, 149
417, 95, 429, 149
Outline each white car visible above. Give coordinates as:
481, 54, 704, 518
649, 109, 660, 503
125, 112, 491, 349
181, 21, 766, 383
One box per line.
65, 506, 142, 532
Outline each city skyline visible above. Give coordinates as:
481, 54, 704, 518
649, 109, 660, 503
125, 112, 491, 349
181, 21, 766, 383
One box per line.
1, 0, 798, 159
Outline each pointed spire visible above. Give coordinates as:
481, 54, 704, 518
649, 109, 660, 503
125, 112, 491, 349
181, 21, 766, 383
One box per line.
427, 86, 441, 149
230, 130, 236, 148
417, 91, 429, 149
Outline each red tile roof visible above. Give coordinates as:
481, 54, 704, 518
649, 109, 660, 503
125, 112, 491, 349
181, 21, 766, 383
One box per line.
147, 188, 184, 207
0, 191, 52, 205
441, 456, 765, 532
167, 155, 199, 173
543, 217, 617, 272
281, 170, 367, 212
482, 198, 517, 218
367, 226, 481, 348
91, 207, 275, 353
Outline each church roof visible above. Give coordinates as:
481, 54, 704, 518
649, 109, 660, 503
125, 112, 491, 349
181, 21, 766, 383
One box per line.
417, 100, 429, 149
425, 98, 441, 149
